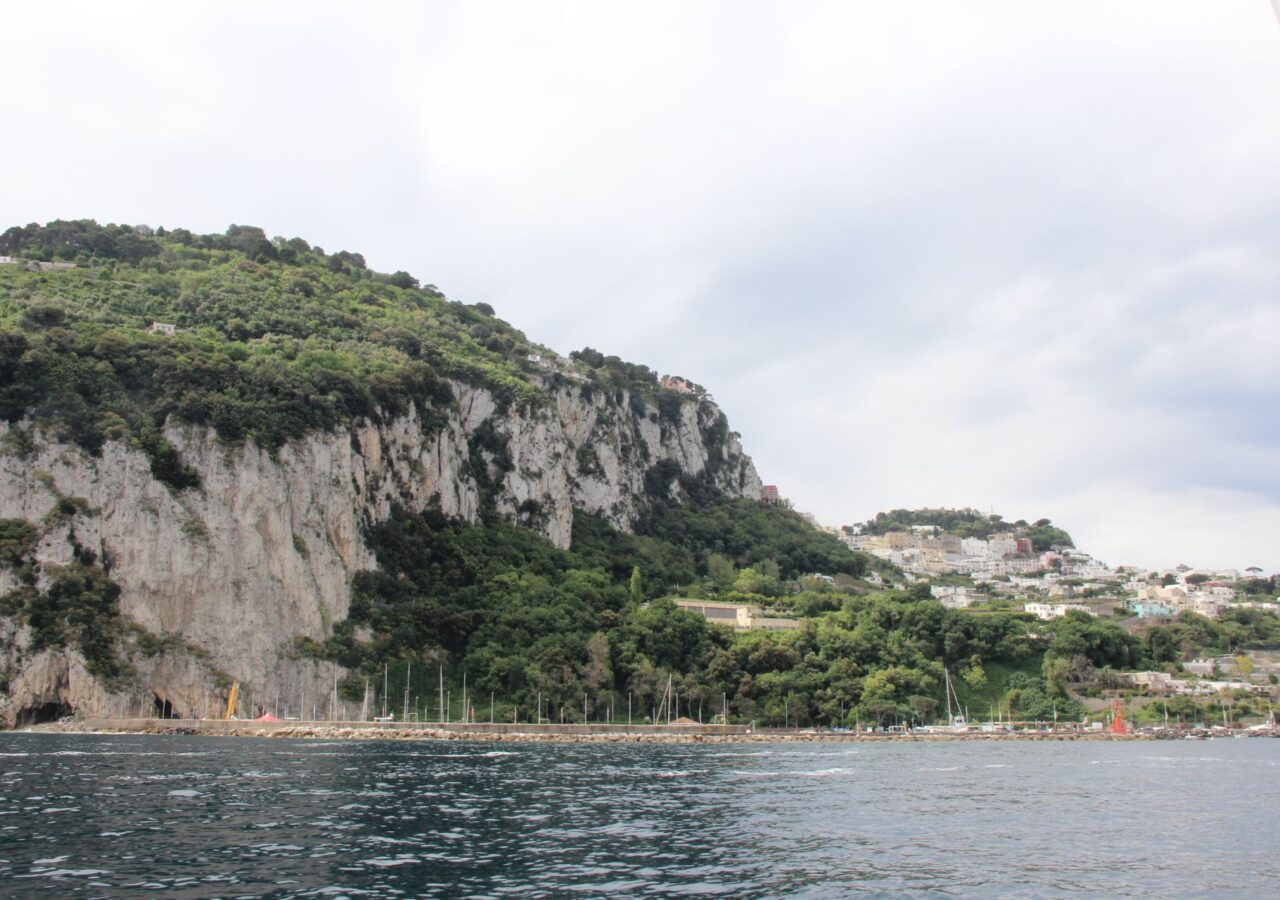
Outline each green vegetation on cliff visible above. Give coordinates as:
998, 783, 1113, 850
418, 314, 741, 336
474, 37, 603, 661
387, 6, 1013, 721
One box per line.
0, 220, 706, 491
575, 471, 869, 591
0, 517, 191, 686
0, 223, 517, 465
300, 500, 1044, 726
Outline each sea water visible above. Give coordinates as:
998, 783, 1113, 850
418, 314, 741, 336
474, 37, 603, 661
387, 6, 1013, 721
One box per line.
0, 733, 1276, 897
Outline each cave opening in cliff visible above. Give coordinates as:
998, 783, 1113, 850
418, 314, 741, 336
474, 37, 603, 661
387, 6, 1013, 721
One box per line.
17, 701, 74, 726
153, 694, 179, 719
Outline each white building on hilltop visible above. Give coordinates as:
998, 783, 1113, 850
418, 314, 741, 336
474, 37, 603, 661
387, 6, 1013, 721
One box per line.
1024, 602, 1092, 620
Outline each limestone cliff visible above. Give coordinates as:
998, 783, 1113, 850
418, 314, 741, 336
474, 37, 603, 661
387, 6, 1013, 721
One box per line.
0, 380, 760, 726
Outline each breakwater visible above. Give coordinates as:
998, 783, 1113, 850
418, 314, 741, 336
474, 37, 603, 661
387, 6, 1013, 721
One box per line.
27, 717, 1169, 742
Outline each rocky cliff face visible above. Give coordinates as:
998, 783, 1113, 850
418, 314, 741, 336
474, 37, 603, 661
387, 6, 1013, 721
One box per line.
0, 381, 760, 726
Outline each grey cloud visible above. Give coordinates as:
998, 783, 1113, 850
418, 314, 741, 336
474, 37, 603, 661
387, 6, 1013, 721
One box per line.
2, 1, 1278, 568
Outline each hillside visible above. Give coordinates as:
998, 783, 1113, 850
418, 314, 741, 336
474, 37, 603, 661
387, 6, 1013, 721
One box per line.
9, 223, 1243, 732
12, 224, 1250, 733
0, 220, 869, 725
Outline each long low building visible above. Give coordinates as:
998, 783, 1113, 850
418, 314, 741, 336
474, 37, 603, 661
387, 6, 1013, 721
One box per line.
1125, 671, 1268, 696
673, 599, 800, 632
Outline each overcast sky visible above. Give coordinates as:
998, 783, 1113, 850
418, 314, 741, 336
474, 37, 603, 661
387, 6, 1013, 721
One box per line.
4, 2, 1279, 571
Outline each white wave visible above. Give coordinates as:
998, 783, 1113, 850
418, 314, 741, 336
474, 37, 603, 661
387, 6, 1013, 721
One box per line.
359, 856, 418, 868
302, 888, 380, 897
703, 750, 771, 758
17, 868, 110, 879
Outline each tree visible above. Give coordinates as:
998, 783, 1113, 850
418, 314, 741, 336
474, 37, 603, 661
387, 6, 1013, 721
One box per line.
907, 582, 932, 602
733, 566, 781, 597
1039, 655, 1070, 696
962, 662, 987, 695
858, 666, 934, 726
0, 518, 38, 567
1046, 612, 1143, 669
907, 694, 939, 724
706, 553, 736, 588
629, 566, 643, 604
583, 632, 612, 694
1230, 655, 1255, 680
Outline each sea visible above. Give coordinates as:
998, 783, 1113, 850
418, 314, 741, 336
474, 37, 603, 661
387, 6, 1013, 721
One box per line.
0, 733, 1276, 898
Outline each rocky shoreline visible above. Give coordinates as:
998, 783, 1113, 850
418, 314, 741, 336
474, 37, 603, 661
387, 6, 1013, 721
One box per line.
16, 718, 1201, 743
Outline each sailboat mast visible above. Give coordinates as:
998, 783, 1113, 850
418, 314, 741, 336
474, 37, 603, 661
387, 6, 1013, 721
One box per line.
403, 660, 411, 722
945, 669, 953, 724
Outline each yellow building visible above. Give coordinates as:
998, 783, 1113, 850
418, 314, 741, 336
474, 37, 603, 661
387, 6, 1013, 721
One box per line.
673, 599, 800, 632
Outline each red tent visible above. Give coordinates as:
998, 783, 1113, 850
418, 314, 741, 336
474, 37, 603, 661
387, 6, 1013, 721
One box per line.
255, 713, 281, 722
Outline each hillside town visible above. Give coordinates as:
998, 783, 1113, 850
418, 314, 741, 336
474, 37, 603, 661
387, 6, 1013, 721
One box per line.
762, 486, 1279, 624
846, 526, 1276, 620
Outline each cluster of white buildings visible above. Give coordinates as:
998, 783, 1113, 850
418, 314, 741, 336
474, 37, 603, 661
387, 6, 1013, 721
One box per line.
1129, 584, 1234, 619
1125, 568, 1277, 620
847, 529, 1114, 582
793, 511, 1277, 623
840, 519, 1280, 621
848, 529, 1036, 576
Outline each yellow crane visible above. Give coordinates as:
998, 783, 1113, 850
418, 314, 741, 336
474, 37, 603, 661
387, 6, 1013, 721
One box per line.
224, 682, 239, 720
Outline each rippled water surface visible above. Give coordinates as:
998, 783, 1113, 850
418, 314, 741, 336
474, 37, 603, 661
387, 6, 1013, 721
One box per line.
1, 733, 1277, 897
